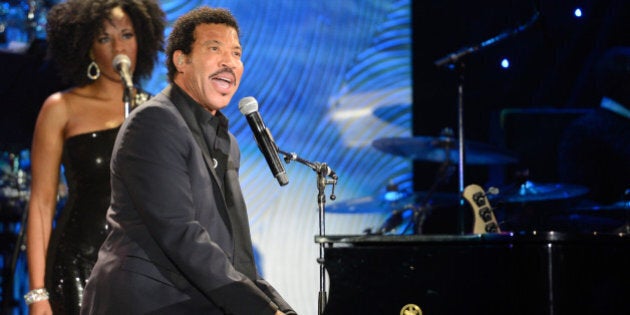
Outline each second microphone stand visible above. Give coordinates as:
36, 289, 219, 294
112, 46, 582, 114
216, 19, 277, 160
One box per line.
278, 149, 337, 315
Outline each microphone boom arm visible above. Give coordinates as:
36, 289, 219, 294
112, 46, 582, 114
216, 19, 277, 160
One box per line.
434, 11, 540, 67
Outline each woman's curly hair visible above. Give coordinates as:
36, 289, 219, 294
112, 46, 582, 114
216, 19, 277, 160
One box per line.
46, 0, 166, 87
166, 7, 240, 82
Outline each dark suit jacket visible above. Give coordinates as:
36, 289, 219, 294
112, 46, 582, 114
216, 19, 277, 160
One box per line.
81, 85, 295, 315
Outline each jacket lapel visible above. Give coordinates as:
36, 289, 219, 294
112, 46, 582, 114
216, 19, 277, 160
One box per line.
164, 85, 232, 233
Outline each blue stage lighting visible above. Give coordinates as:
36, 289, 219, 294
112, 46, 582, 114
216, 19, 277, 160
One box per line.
501, 58, 510, 69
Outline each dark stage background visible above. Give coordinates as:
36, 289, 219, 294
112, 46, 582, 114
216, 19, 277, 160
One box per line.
1, 0, 629, 314
413, 0, 630, 189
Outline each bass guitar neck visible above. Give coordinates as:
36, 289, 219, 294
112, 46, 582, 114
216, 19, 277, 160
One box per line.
463, 184, 501, 234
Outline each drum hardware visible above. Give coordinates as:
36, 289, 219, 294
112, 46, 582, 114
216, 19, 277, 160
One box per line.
372, 133, 518, 165
486, 180, 596, 234
374, 203, 435, 235
491, 180, 589, 204
432, 11, 539, 233
369, 206, 409, 235
328, 191, 459, 214
371, 12, 538, 233
0, 150, 30, 312
363, 143, 463, 235
1, 151, 30, 219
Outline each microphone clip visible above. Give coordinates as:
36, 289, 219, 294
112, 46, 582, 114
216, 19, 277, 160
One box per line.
278, 149, 338, 201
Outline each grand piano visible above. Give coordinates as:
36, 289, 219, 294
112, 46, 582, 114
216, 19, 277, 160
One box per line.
317, 232, 629, 315
319, 135, 629, 314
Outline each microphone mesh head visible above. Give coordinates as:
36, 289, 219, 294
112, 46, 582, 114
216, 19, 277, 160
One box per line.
238, 96, 258, 115
113, 54, 131, 70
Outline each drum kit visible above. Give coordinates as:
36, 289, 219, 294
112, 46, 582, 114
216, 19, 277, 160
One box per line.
0, 150, 31, 310
1, 150, 30, 224
328, 133, 628, 235
327, 10, 630, 235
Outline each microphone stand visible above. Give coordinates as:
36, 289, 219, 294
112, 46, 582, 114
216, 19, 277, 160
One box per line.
123, 86, 133, 118
278, 149, 337, 315
433, 12, 539, 67
433, 11, 539, 234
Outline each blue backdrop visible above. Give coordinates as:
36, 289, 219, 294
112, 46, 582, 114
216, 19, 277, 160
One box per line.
1, 1, 411, 314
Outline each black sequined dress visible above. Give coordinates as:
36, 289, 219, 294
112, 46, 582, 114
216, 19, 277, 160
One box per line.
44, 127, 118, 314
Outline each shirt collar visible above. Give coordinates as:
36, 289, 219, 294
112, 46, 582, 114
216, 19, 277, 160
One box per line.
171, 83, 229, 128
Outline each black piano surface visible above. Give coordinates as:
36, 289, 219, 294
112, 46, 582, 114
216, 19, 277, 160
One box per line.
317, 232, 630, 315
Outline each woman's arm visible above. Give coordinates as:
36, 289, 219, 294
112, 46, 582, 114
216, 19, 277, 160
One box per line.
25, 92, 68, 314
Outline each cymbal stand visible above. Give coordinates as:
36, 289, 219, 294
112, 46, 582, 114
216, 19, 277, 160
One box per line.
278, 149, 337, 315
407, 138, 455, 235
433, 11, 539, 234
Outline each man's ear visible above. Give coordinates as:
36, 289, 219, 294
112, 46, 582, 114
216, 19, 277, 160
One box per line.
173, 50, 186, 71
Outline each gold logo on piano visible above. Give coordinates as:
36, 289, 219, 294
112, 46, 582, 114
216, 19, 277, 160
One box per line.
400, 304, 422, 315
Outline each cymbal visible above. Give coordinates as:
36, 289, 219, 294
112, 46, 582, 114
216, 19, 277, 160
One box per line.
326, 191, 458, 214
372, 136, 518, 165
493, 181, 589, 203
571, 200, 628, 212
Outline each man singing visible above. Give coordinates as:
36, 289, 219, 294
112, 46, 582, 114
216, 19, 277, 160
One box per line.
81, 7, 296, 315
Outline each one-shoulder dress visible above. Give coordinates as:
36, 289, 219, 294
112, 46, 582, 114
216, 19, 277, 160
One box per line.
44, 127, 119, 314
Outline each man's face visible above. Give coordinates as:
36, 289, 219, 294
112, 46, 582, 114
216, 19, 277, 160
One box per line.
174, 23, 243, 114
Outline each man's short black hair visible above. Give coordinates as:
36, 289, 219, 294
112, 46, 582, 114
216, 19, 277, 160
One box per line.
165, 7, 240, 82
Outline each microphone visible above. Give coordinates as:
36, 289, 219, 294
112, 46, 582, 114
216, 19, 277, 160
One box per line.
238, 96, 289, 186
112, 54, 134, 90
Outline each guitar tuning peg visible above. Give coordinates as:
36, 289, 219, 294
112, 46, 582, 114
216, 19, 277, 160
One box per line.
487, 187, 500, 196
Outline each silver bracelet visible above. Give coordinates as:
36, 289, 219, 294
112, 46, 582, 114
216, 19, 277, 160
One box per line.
24, 288, 49, 305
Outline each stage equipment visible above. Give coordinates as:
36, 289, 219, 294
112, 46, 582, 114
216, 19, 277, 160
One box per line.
0, 151, 30, 311
372, 135, 518, 165
326, 191, 457, 214
493, 181, 588, 203
463, 184, 501, 233
239, 97, 289, 186
433, 11, 540, 233
112, 54, 134, 117
316, 232, 630, 315
276, 149, 337, 315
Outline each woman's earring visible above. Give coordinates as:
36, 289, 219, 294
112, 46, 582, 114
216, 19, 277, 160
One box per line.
87, 61, 100, 80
